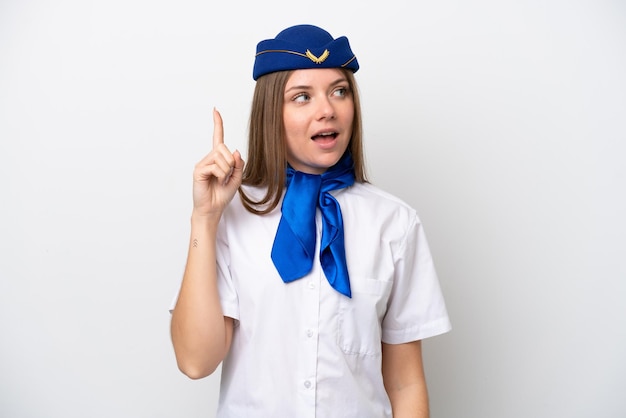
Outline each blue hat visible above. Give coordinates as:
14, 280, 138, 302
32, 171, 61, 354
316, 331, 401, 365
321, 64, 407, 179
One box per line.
253, 24, 359, 80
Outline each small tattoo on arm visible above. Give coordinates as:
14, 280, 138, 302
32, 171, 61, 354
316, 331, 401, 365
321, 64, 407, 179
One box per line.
193, 238, 198, 248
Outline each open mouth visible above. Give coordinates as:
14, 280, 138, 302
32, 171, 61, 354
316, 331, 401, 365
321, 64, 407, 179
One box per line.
312, 132, 338, 141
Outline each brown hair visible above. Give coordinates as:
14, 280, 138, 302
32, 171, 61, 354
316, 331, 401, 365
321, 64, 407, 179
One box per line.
239, 69, 367, 214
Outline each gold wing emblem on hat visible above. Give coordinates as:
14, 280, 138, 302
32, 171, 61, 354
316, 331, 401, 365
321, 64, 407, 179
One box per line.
306, 49, 330, 64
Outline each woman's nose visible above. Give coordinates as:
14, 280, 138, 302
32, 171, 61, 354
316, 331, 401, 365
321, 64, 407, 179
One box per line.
316, 97, 336, 120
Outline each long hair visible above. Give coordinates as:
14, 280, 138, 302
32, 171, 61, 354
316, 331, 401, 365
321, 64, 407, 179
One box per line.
239, 69, 367, 215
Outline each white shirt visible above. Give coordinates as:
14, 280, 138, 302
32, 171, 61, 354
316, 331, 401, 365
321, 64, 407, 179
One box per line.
178, 182, 451, 417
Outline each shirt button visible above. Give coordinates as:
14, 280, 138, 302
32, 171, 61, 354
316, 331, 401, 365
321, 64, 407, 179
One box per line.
304, 380, 312, 389
308, 282, 315, 289
306, 329, 314, 338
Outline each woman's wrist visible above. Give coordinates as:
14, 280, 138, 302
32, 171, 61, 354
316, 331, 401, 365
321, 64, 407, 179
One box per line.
190, 209, 221, 230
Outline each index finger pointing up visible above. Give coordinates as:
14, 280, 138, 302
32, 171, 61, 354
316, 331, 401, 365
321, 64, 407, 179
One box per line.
212, 107, 224, 149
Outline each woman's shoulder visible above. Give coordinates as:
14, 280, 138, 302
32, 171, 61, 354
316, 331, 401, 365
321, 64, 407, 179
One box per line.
350, 182, 410, 203
341, 182, 420, 223
346, 182, 415, 209
223, 185, 279, 219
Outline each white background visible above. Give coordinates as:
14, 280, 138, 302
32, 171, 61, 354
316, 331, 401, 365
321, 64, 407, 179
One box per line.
1, 0, 625, 417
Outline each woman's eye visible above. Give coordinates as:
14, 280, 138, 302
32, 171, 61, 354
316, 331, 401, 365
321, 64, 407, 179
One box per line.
333, 87, 348, 97
293, 93, 310, 103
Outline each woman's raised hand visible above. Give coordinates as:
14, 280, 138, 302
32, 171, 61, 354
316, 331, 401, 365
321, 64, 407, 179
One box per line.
192, 108, 245, 218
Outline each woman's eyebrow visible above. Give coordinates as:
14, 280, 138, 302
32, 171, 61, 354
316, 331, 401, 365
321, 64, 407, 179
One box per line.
284, 84, 311, 94
284, 78, 348, 94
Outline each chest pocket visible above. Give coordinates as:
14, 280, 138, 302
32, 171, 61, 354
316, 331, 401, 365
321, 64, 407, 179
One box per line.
337, 278, 393, 356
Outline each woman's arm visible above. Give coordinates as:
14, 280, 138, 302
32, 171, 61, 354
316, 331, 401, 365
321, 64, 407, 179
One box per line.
170, 213, 234, 379
382, 340, 430, 418
170, 109, 243, 379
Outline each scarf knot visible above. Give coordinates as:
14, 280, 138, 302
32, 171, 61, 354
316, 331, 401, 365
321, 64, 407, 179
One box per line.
271, 153, 355, 297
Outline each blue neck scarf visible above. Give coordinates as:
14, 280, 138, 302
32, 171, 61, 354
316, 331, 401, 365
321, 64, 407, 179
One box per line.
271, 153, 355, 297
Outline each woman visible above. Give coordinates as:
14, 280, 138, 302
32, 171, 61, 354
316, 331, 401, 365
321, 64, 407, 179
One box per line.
170, 24, 451, 417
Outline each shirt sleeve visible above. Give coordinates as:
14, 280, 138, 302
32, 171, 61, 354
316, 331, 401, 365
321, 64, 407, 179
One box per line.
381, 213, 451, 344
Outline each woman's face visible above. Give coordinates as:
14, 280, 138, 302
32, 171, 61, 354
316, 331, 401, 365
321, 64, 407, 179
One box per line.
282, 68, 354, 174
